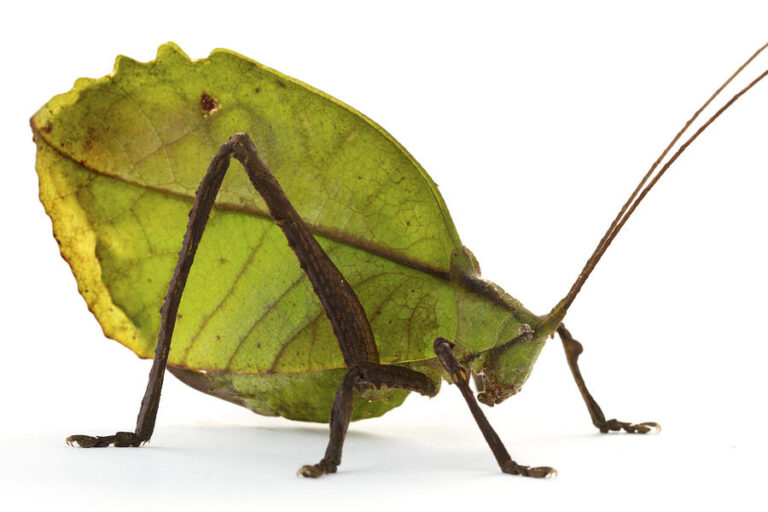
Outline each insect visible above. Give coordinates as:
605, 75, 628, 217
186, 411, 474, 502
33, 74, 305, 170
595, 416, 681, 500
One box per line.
31, 42, 767, 478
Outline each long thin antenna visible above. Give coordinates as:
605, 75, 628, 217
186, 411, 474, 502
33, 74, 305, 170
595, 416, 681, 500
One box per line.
555, 42, 768, 317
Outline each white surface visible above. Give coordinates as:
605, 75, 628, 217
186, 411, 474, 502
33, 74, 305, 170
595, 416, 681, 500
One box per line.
2, 1, 767, 510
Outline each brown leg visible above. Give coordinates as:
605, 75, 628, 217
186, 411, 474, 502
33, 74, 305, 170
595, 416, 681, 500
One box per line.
68, 132, 382, 448
298, 362, 437, 478
433, 337, 554, 478
557, 324, 660, 434
297, 367, 361, 477
66, 140, 235, 448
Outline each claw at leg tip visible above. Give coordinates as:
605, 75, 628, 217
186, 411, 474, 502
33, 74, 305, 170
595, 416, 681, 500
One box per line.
65, 435, 87, 447
297, 465, 320, 478
532, 466, 557, 479
645, 422, 662, 433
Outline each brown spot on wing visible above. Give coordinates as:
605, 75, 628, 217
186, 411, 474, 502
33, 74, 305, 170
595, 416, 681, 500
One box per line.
200, 92, 219, 115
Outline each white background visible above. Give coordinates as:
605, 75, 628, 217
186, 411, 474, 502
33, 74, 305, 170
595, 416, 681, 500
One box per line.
2, 1, 767, 510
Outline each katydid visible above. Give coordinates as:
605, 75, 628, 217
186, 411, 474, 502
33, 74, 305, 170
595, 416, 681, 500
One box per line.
31, 42, 767, 478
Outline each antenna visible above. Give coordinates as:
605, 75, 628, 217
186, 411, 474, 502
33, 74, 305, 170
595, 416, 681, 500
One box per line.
554, 42, 768, 318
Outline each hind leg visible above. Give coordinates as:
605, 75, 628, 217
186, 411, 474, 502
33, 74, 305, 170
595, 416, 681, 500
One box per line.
68, 133, 382, 448
66, 140, 236, 449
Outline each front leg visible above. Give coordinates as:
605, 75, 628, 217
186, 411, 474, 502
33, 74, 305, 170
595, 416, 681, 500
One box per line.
557, 324, 660, 434
434, 338, 555, 478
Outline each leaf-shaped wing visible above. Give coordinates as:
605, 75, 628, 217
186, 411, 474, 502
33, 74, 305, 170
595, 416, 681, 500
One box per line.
33, 44, 540, 420
33, 44, 465, 368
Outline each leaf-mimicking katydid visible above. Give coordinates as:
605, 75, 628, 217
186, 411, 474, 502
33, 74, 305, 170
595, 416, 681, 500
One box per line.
31, 42, 768, 478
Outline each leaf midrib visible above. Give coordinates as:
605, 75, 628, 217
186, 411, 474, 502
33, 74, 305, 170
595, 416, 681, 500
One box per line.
32, 123, 452, 282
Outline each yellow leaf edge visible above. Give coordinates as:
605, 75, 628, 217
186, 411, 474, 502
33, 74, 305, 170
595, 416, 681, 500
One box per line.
31, 42, 461, 253
31, 42, 462, 363
34, 142, 150, 358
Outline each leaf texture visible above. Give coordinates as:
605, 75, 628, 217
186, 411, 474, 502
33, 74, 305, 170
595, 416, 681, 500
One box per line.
33, 44, 542, 421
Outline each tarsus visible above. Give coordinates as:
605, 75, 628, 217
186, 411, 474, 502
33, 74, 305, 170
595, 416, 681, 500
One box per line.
554, 42, 768, 319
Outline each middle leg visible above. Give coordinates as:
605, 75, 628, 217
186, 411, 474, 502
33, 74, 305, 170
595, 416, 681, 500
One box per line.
298, 362, 437, 478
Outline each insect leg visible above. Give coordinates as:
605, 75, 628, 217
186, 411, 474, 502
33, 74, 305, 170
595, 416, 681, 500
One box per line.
433, 337, 555, 478
67, 138, 236, 448
557, 324, 659, 434
297, 366, 361, 478
298, 362, 437, 478
68, 132, 381, 448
